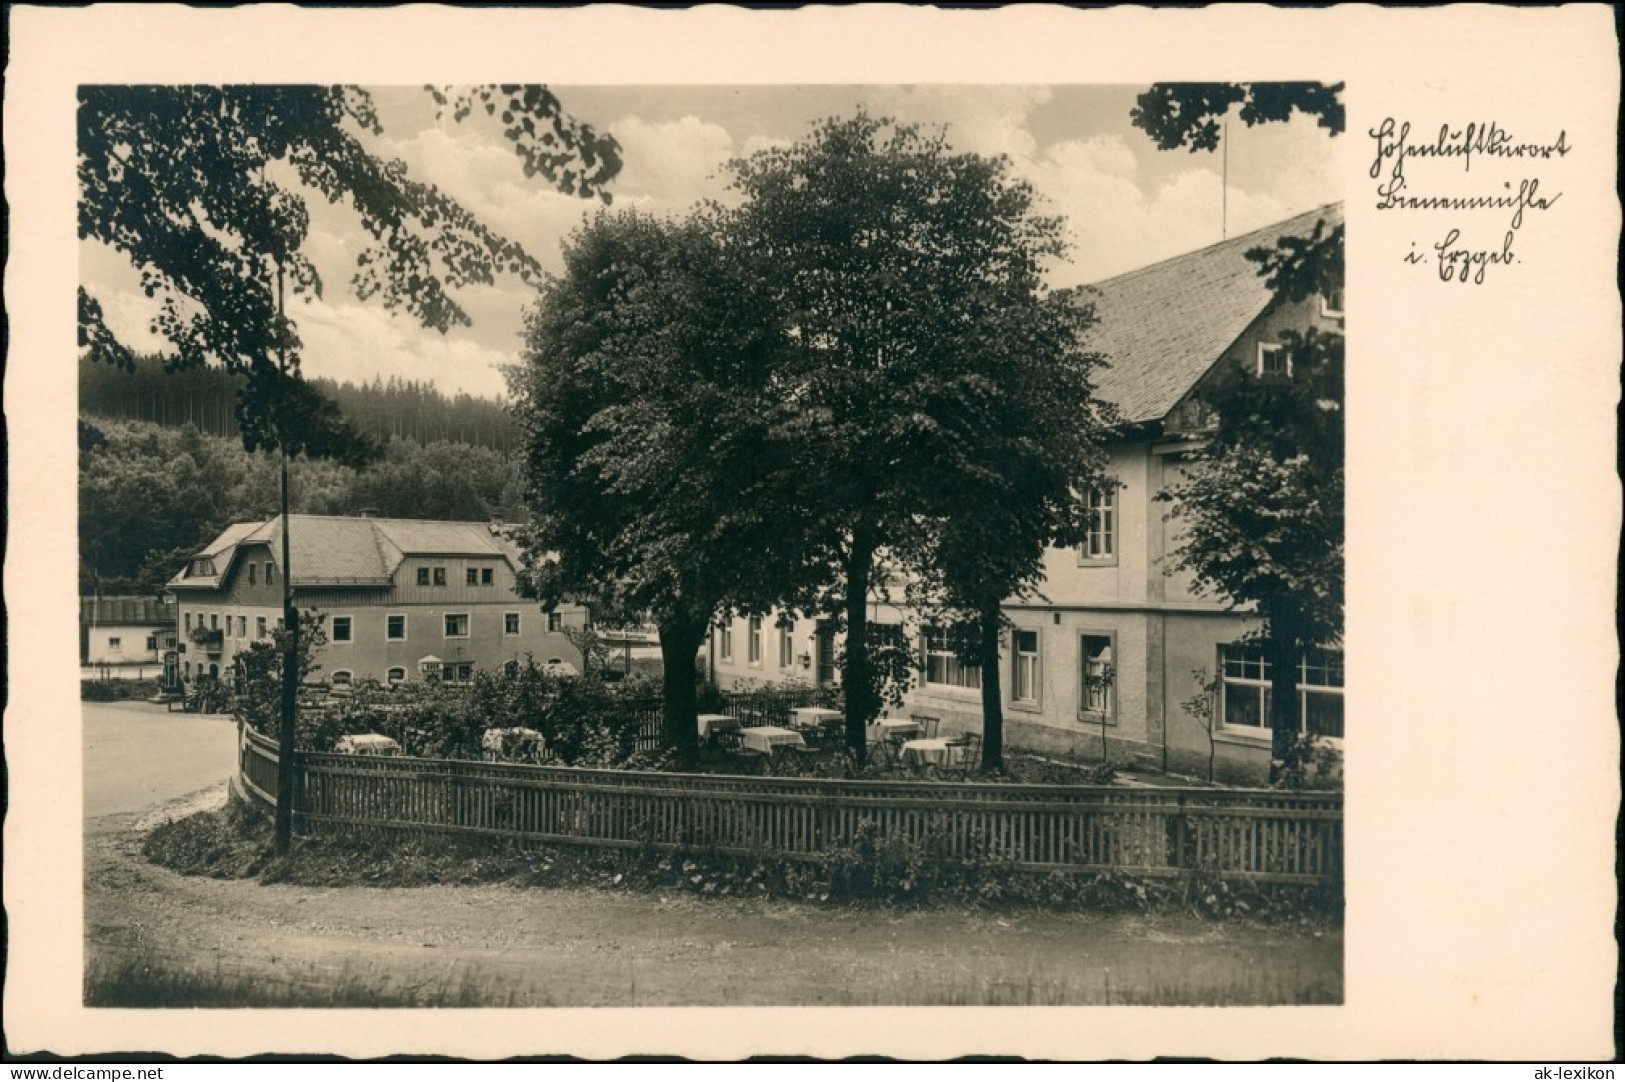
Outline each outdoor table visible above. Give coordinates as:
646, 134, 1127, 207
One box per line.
900, 737, 958, 767
865, 718, 923, 744
697, 713, 740, 739
790, 707, 842, 731
738, 725, 806, 755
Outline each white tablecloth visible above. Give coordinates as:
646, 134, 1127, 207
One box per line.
900, 737, 960, 767
739, 725, 807, 755
791, 707, 842, 731
866, 719, 923, 744
697, 714, 739, 738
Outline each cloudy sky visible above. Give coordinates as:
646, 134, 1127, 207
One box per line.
82, 84, 1341, 399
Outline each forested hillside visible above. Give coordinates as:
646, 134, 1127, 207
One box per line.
79, 354, 521, 452
79, 416, 528, 596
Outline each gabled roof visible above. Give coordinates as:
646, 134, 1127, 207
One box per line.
1082, 203, 1343, 425
169, 515, 522, 590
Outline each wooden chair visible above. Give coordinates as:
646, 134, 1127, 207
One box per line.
910, 714, 941, 739
953, 732, 983, 773
866, 739, 899, 771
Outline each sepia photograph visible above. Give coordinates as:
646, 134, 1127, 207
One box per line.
76, 80, 1344, 1011
8, 3, 1617, 1064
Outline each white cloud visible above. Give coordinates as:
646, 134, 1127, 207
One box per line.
865, 85, 1050, 161
293, 292, 517, 399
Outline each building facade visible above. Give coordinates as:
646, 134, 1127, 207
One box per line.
710, 205, 1345, 783
168, 515, 587, 687
81, 595, 178, 665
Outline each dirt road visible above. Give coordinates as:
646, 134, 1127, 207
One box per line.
83, 701, 237, 817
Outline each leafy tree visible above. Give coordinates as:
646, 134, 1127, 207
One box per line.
907, 282, 1113, 772
1133, 82, 1345, 777
1130, 82, 1345, 152
727, 113, 1102, 761
79, 83, 620, 852
512, 209, 800, 763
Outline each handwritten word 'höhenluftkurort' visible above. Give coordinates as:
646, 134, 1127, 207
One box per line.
1369, 118, 1570, 283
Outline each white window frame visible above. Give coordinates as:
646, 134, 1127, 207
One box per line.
1256, 341, 1292, 378
1011, 627, 1042, 708
331, 670, 353, 686
466, 566, 480, 586
444, 612, 470, 639
445, 661, 475, 685
719, 621, 733, 661
433, 567, 448, 586
504, 612, 521, 636
547, 611, 563, 633
416, 567, 431, 586
747, 616, 763, 666
1079, 484, 1118, 564
237, 614, 247, 639
779, 624, 794, 669
386, 666, 407, 686
107, 636, 122, 649
331, 615, 354, 643
257, 616, 268, 640
1218, 644, 1345, 744
387, 613, 407, 641
1078, 632, 1116, 722
923, 625, 982, 691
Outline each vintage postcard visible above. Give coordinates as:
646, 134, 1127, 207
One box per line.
5, 3, 1618, 1062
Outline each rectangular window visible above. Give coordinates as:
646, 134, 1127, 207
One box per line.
923, 625, 982, 689
237, 615, 247, 638
1083, 486, 1116, 560
184, 613, 192, 634
387, 614, 406, 641
1012, 629, 1040, 704
108, 636, 121, 648
1080, 635, 1114, 716
146, 634, 158, 651
1257, 341, 1291, 378
1219, 645, 1344, 739
482, 568, 494, 586
1320, 285, 1345, 319
332, 616, 352, 643
444, 613, 469, 638
445, 662, 474, 685
466, 567, 480, 586
247, 563, 256, 586
779, 625, 794, 669
504, 612, 520, 636
210, 613, 219, 631
265, 561, 275, 584
417, 567, 431, 586
433, 567, 447, 586
719, 621, 733, 661
748, 616, 763, 665
257, 616, 267, 640
547, 611, 562, 632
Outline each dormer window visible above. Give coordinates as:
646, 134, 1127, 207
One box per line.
1257, 342, 1292, 378
189, 557, 216, 577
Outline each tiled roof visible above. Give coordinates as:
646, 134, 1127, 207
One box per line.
169, 515, 519, 589
1082, 203, 1343, 425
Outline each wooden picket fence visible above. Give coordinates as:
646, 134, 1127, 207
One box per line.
239, 725, 1341, 884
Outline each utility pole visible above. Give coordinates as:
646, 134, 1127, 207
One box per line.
273, 259, 300, 856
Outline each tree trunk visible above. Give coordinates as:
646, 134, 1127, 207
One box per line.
977, 597, 1004, 773
1265, 612, 1301, 780
841, 529, 878, 764
658, 619, 705, 768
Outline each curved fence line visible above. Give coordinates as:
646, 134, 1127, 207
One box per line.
239, 725, 1342, 883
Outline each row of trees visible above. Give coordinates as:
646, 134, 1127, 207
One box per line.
80, 356, 523, 452
78, 416, 530, 595
512, 114, 1116, 768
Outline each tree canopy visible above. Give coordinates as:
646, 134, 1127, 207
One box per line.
511, 209, 802, 758
723, 113, 1113, 758
1130, 82, 1345, 153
